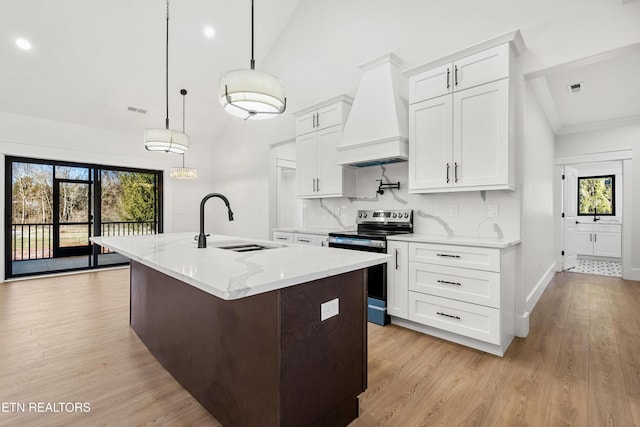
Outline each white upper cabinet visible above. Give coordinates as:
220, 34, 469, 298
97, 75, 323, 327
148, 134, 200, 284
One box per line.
295, 99, 351, 136
406, 32, 524, 194
409, 44, 510, 103
294, 96, 356, 198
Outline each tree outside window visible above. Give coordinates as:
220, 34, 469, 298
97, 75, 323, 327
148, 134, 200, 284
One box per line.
578, 175, 615, 216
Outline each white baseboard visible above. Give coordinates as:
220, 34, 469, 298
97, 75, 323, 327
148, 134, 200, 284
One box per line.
526, 262, 557, 313
516, 262, 557, 338
515, 313, 529, 338
627, 267, 640, 282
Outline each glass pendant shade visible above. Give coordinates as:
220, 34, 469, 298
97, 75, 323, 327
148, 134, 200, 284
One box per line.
170, 166, 198, 179
219, 69, 286, 120
144, 128, 189, 154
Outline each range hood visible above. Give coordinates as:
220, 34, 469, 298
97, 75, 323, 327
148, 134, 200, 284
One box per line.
337, 53, 408, 167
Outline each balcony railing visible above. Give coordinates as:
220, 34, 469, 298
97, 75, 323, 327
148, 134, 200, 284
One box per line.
11, 221, 158, 261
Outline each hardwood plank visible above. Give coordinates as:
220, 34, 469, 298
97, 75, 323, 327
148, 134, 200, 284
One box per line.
2, 268, 640, 426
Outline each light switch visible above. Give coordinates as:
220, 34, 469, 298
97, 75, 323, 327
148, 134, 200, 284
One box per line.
321, 298, 339, 321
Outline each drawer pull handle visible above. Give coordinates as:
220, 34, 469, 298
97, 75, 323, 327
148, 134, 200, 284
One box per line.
437, 279, 461, 286
436, 253, 461, 259
437, 312, 461, 320
298, 239, 311, 243
446, 67, 450, 89
276, 237, 288, 241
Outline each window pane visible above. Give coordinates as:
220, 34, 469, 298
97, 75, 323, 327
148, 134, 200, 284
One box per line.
55, 165, 89, 181
578, 175, 614, 215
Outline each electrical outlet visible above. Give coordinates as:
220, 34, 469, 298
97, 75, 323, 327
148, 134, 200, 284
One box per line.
488, 204, 499, 218
449, 205, 458, 217
321, 298, 339, 321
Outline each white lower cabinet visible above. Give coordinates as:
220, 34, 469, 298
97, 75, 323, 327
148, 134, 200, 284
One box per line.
387, 241, 409, 319
272, 231, 328, 247
388, 240, 516, 356
408, 292, 501, 345
575, 223, 621, 258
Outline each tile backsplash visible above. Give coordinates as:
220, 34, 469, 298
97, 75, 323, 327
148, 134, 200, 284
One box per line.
303, 162, 520, 239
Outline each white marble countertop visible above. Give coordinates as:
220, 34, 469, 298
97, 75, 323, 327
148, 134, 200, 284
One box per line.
92, 232, 390, 301
387, 233, 521, 249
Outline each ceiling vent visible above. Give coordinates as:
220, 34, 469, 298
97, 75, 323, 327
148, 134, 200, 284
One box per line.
567, 82, 584, 94
127, 106, 147, 114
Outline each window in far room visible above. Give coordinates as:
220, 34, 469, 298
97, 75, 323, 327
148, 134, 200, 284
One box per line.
578, 175, 615, 216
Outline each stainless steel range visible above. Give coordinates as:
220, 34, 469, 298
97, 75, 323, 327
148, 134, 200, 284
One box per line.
328, 209, 413, 325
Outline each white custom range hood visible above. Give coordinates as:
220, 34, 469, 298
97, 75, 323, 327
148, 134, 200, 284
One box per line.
337, 53, 409, 167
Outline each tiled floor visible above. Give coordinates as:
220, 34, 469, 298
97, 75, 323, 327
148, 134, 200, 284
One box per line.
567, 257, 622, 277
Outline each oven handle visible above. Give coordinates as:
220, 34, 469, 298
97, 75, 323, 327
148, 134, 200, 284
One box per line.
327, 236, 386, 249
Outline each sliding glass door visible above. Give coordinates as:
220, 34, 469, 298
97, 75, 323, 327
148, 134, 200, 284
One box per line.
5, 156, 163, 278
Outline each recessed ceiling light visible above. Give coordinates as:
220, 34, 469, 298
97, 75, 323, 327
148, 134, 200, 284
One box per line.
15, 38, 32, 50
204, 26, 215, 38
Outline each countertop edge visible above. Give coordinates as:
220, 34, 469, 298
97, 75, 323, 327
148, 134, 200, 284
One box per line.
387, 234, 521, 249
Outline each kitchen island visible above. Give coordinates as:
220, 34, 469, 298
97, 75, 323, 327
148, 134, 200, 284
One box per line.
92, 233, 390, 427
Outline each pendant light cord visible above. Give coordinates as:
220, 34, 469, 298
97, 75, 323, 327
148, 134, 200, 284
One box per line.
181, 88, 187, 166
165, 0, 170, 129
250, 0, 255, 70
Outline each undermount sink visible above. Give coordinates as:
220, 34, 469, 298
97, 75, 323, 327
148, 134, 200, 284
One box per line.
207, 240, 285, 252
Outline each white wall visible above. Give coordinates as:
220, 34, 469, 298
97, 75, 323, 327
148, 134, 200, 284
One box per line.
0, 111, 219, 280
556, 124, 640, 279
518, 83, 557, 335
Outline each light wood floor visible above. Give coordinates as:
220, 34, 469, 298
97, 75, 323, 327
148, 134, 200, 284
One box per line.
1, 269, 638, 426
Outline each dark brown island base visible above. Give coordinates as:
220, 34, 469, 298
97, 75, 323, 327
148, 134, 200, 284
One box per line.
130, 260, 367, 427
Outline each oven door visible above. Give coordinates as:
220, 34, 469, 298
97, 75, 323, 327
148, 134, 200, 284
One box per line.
328, 240, 389, 325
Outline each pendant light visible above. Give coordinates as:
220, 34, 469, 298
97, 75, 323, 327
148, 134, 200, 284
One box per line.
219, 0, 286, 120
145, 0, 189, 154
170, 89, 198, 179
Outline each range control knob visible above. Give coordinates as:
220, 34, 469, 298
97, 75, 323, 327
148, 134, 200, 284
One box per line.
404, 212, 409, 218
392, 213, 398, 218
358, 212, 363, 218
363, 213, 368, 218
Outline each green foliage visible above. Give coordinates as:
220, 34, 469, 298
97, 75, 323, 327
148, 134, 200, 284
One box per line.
578, 176, 613, 215
120, 172, 157, 222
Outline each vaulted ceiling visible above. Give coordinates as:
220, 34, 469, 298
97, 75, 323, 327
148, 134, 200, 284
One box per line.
0, 0, 302, 140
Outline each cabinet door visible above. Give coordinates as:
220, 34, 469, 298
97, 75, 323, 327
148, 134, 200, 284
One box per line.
387, 241, 409, 319
408, 95, 453, 192
296, 133, 318, 197
453, 79, 509, 188
453, 44, 509, 92
575, 228, 594, 256
593, 232, 621, 258
409, 63, 452, 104
316, 125, 344, 196
295, 112, 316, 136
315, 102, 345, 131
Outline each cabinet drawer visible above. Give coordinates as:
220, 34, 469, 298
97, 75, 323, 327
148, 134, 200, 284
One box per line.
273, 232, 293, 243
409, 263, 500, 308
409, 243, 500, 272
408, 292, 500, 345
453, 44, 509, 92
294, 233, 317, 245
594, 224, 621, 233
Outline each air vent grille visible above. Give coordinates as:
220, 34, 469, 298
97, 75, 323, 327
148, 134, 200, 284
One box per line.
127, 106, 147, 114
567, 82, 584, 94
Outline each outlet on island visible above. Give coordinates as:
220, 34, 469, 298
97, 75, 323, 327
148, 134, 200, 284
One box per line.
321, 298, 339, 321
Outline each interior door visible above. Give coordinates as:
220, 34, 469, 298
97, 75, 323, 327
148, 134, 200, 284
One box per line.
53, 178, 92, 257
563, 166, 579, 270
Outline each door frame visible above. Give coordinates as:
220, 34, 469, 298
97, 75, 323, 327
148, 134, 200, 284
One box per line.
554, 150, 632, 279
52, 176, 93, 258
